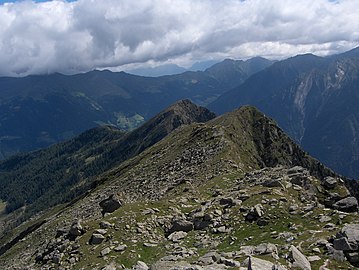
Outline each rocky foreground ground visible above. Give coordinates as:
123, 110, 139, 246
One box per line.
7, 166, 357, 270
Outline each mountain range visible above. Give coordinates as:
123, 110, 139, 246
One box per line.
209, 47, 359, 178
0, 100, 358, 269
125, 60, 219, 77
0, 57, 273, 160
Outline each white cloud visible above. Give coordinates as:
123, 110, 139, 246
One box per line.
0, 0, 358, 76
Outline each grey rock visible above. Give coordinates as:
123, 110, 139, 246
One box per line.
192, 212, 213, 230
327, 244, 346, 262
323, 177, 337, 189
256, 218, 269, 226
245, 204, 264, 222
52, 253, 63, 264
219, 257, 240, 267
254, 243, 278, 257
346, 252, 359, 264
219, 197, 239, 207
99, 194, 122, 215
289, 245, 311, 270
90, 233, 105, 245
168, 219, 193, 234
319, 216, 331, 223
341, 223, 359, 245
114, 244, 127, 252
333, 197, 358, 212
262, 179, 283, 188
307, 256, 321, 262
198, 252, 220, 265
102, 263, 118, 270
150, 260, 202, 270
216, 226, 227, 233
168, 231, 187, 242
55, 228, 67, 238
95, 229, 108, 235
100, 221, 113, 229
68, 220, 84, 238
100, 247, 111, 257
242, 256, 286, 270
333, 237, 352, 251
133, 261, 149, 270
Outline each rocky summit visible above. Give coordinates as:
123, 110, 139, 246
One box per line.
0, 101, 358, 270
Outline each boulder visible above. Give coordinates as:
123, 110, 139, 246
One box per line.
327, 244, 346, 262
150, 260, 201, 270
90, 233, 105, 245
167, 231, 187, 242
245, 204, 264, 222
323, 177, 337, 189
262, 179, 283, 188
219, 257, 241, 267
333, 237, 353, 251
219, 197, 239, 207
100, 247, 111, 257
68, 220, 84, 238
168, 218, 193, 234
99, 194, 122, 215
254, 243, 278, 258
198, 252, 220, 265
333, 197, 358, 212
114, 244, 127, 252
289, 245, 311, 270
242, 256, 287, 270
133, 261, 149, 270
192, 211, 213, 230
346, 252, 359, 264
341, 223, 359, 246
100, 221, 113, 229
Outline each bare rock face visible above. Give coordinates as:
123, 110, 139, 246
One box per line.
99, 194, 122, 216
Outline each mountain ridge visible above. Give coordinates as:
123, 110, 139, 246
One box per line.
1, 101, 358, 269
0, 57, 273, 160
0, 100, 215, 227
209, 48, 359, 178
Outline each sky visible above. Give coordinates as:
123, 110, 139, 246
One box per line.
0, 0, 358, 76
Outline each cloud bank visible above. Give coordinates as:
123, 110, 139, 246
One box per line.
0, 0, 358, 76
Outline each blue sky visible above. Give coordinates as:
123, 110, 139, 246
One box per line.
0, 0, 358, 76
